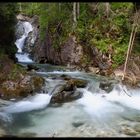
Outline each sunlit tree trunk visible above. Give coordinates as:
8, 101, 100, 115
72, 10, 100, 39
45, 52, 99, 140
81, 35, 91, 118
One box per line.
105, 2, 110, 18
77, 2, 80, 19
73, 2, 77, 23
122, 11, 139, 80
59, 3, 61, 12
19, 3, 22, 12
73, 2, 77, 29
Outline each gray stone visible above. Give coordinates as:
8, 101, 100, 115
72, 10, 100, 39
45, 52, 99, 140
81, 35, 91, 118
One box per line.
72, 121, 84, 128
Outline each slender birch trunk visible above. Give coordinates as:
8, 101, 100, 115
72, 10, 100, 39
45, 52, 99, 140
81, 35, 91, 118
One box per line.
73, 2, 77, 29
77, 2, 80, 19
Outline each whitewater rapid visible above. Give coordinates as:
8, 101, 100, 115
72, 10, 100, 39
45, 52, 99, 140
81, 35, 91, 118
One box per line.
0, 69, 140, 137
1, 94, 52, 114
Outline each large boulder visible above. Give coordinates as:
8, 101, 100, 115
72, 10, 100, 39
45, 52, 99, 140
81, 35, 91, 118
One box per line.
99, 81, 114, 93
50, 78, 87, 104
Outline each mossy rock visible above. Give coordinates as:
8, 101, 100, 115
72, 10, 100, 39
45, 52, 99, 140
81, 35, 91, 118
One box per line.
50, 78, 87, 104
66, 78, 88, 88
0, 75, 45, 100
31, 76, 45, 91
51, 90, 83, 104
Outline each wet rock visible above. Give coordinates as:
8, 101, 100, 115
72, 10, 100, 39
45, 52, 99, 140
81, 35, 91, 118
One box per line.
23, 25, 38, 54
72, 121, 84, 128
50, 78, 87, 103
67, 78, 88, 88
121, 126, 138, 136
88, 67, 100, 74
134, 124, 140, 133
99, 81, 113, 93
27, 64, 39, 71
60, 74, 71, 80
51, 90, 83, 104
15, 20, 25, 39
54, 77, 87, 88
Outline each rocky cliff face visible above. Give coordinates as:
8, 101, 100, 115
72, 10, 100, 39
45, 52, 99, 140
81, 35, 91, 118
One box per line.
33, 28, 112, 76
16, 14, 112, 74
34, 32, 84, 66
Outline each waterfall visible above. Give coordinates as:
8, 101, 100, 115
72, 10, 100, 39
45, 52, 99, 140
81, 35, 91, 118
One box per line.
15, 21, 33, 63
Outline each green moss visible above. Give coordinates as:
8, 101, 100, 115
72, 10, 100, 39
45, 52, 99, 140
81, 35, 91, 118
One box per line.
7, 64, 26, 81
0, 3, 18, 59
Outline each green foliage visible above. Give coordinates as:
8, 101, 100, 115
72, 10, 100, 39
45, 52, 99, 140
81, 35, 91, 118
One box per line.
7, 64, 26, 80
75, 2, 134, 68
19, 3, 41, 16
20, 2, 137, 69
0, 3, 18, 59
39, 3, 73, 48
21, 3, 73, 47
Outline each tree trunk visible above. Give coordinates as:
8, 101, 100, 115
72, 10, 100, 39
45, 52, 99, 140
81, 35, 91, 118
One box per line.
122, 26, 135, 80
105, 2, 110, 18
19, 3, 22, 12
122, 10, 139, 80
59, 3, 61, 12
73, 3, 77, 23
77, 2, 80, 19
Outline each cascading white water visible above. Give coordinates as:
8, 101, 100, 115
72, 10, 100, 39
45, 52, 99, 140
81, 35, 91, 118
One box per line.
2, 94, 52, 114
15, 53, 33, 63
105, 84, 140, 111
15, 21, 33, 63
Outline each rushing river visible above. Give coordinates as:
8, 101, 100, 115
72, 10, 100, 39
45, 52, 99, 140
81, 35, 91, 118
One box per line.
0, 69, 140, 137
0, 21, 140, 137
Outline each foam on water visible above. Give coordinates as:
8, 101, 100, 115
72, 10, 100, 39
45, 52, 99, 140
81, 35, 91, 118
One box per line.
37, 71, 81, 75
76, 89, 124, 121
3, 94, 52, 114
0, 112, 13, 123
15, 35, 26, 53
105, 84, 140, 110
15, 53, 33, 63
